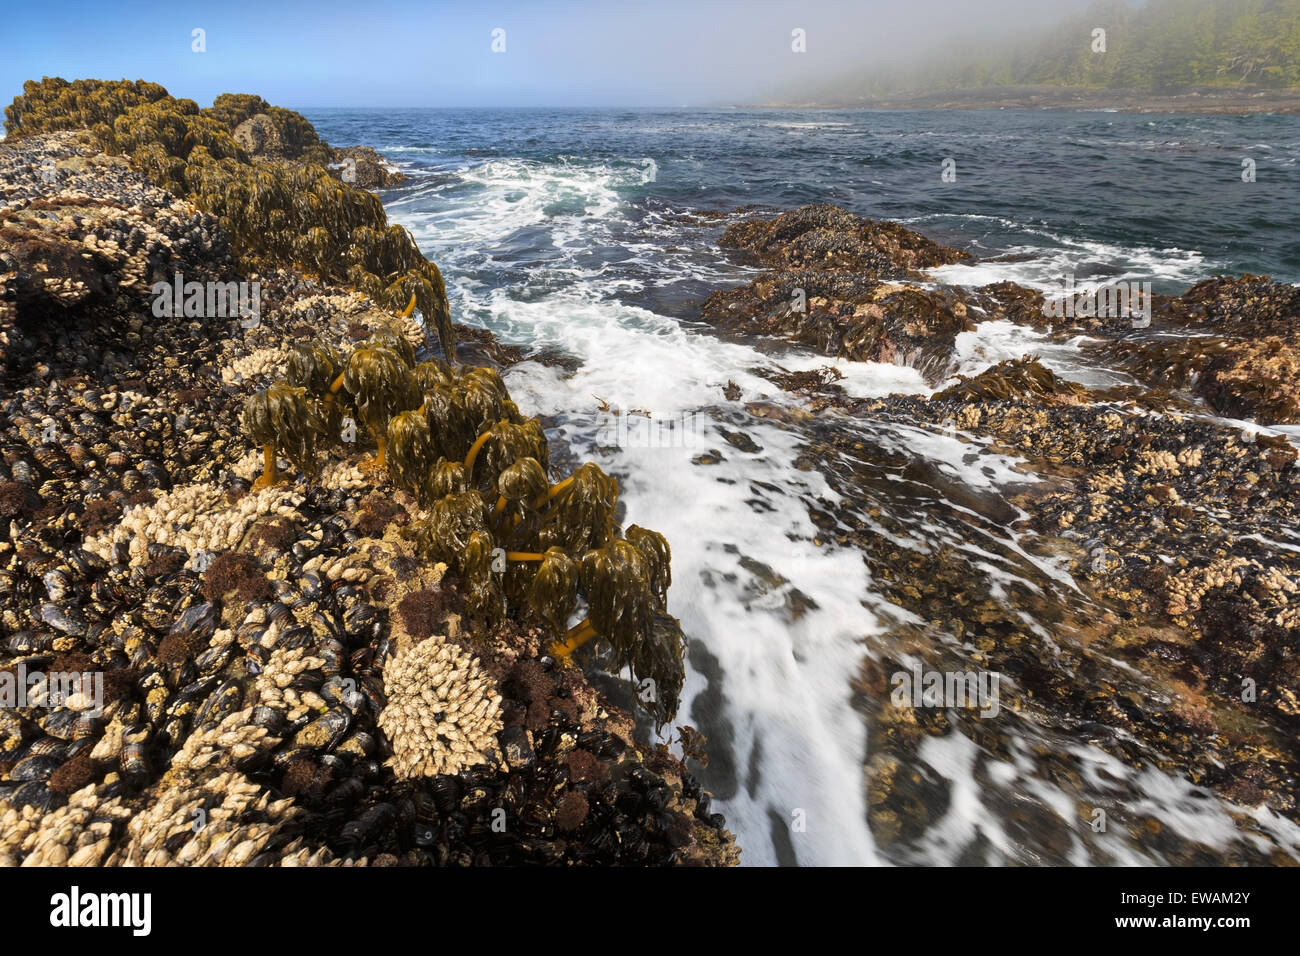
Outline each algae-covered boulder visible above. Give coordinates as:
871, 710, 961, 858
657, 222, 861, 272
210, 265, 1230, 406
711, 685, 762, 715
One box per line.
3, 76, 453, 360
1100, 275, 1300, 424
932, 356, 1088, 404
721, 202, 970, 277
703, 204, 975, 380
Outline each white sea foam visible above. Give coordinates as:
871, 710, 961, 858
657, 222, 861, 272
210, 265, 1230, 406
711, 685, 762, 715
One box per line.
497, 297, 883, 866
949, 320, 1138, 388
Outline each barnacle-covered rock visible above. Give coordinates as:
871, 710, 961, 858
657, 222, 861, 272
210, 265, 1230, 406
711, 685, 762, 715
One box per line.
107, 770, 334, 867
0, 88, 734, 869
254, 648, 328, 722
377, 636, 504, 779
5, 78, 455, 361
82, 480, 304, 570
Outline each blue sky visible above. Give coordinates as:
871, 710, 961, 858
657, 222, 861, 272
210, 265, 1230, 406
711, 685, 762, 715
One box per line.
1, 0, 1089, 108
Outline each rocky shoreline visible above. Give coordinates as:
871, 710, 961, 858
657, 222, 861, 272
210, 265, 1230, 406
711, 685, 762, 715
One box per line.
0, 83, 737, 866
694, 203, 1300, 861
2, 76, 1298, 866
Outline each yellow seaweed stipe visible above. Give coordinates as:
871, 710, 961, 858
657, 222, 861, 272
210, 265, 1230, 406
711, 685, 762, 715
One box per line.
241, 383, 324, 491
553, 620, 599, 659
463, 428, 493, 475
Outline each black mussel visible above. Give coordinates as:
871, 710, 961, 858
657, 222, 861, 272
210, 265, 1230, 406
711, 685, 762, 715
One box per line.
194, 679, 244, 730
320, 675, 356, 710
336, 730, 375, 760
342, 603, 381, 643
168, 602, 216, 640
293, 707, 351, 751
39, 603, 87, 636
39, 708, 97, 741
499, 726, 535, 770
428, 774, 464, 815
11, 781, 64, 812
25, 736, 68, 757
340, 802, 397, 851
251, 705, 284, 732
194, 640, 237, 677
273, 624, 314, 652
120, 741, 149, 778
7, 632, 52, 654
10, 752, 62, 782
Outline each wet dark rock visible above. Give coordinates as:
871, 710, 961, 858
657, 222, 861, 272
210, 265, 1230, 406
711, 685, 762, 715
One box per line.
330, 145, 408, 190
702, 210, 977, 381
696, 207, 1300, 863
719, 203, 970, 276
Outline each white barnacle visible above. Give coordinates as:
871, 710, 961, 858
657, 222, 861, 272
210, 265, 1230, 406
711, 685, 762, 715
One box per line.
378, 635, 504, 780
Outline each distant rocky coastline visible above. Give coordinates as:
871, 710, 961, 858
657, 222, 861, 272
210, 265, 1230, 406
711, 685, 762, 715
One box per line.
764, 85, 1300, 115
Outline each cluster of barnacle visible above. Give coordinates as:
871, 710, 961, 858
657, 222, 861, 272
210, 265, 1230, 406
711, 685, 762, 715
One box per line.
378, 636, 504, 779
5, 77, 457, 362
239, 331, 686, 726
1165, 556, 1256, 623
0, 771, 350, 867
1205, 337, 1300, 425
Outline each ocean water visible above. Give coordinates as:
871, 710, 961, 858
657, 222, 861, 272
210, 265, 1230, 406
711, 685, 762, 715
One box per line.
306, 107, 1300, 866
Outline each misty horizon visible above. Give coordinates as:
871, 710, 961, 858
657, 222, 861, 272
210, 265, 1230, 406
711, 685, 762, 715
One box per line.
2, 0, 1095, 109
